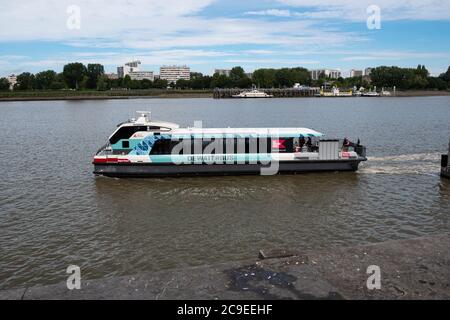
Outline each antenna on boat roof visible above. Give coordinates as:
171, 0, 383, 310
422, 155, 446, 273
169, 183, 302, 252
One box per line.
136, 111, 151, 119
134, 111, 151, 124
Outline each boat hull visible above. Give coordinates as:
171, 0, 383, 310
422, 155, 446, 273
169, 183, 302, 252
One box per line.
231, 96, 273, 98
442, 156, 450, 178
94, 159, 365, 178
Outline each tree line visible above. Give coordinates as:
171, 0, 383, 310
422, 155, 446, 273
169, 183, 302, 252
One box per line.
0, 65, 312, 91
369, 65, 449, 90
312, 65, 449, 91
1, 62, 449, 91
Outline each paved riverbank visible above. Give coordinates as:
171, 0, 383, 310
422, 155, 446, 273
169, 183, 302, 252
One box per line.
1, 234, 449, 300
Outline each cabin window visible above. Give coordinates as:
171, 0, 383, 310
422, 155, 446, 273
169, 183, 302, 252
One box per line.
186, 138, 272, 154
149, 137, 281, 155
150, 139, 186, 155
235, 139, 246, 154
150, 139, 172, 155
122, 140, 130, 149
109, 126, 148, 144
270, 138, 293, 153
148, 126, 166, 131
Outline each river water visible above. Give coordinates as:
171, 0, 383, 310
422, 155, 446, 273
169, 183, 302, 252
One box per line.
0, 97, 449, 289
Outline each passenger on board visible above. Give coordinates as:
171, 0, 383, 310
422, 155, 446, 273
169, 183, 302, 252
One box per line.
343, 137, 350, 151
299, 137, 306, 150
306, 137, 312, 152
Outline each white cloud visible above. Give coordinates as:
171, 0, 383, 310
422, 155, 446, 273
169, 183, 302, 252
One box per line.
225, 58, 319, 64
0, 0, 362, 58
277, 0, 450, 21
244, 9, 293, 17
339, 51, 450, 61
0, 0, 215, 41
244, 9, 342, 19
0, 1, 448, 75
0, 0, 368, 43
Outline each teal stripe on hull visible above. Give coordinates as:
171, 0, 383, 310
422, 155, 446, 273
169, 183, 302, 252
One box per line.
149, 153, 274, 164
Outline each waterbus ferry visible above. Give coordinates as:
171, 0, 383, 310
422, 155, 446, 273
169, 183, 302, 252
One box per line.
232, 89, 273, 98
93, 112, 367, 177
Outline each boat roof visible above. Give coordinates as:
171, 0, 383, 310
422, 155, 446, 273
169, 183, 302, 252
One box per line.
122, 119, 180, 129
120, 111, 180, 129
171, 127, 322, 137
118, 112, 323, 138
130, 127, 323, 139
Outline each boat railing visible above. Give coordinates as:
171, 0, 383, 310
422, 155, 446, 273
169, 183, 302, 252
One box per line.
96, 142, 112, 155
354, 145, 366, 158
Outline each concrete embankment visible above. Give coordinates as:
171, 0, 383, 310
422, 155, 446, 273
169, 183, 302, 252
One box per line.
1, 234, 449, 300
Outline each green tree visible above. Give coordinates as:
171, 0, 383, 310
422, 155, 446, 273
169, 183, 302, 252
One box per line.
236, 77, 252, 88
79, 75, 89, 90
229, 66, 245, 81
192, 75, 212, 89
439, 66, 450, 83
96, 75, 109, 91
274, 68, 291, 87
63, 62, 87, 89
370, 65, 432, 89
190, 72, 204, 80
211, 73, 232, 88
175, 79, 190, 89
290, 67, 311, 86
427, 77, 447, 90
229, 66, 252, 88
252, 69, 276, 88
16, 72, 35, 90
35, 70, 57, 90
129, 80, 142, 90
86, 63, 105, 89
0, 78, 10, 90
141, 79, 153, 89
123, 75, 132, 89
153, 78, 168, 89
50, 81, 65, 90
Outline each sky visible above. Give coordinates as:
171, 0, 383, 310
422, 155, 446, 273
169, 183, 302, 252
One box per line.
0, 0, 449, 77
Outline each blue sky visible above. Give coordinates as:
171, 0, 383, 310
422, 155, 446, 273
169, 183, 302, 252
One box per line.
0, 0, 449, 77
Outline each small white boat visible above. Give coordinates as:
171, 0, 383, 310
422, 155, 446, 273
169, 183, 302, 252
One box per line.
362, 91, 380, 97
232, 89, 273, 98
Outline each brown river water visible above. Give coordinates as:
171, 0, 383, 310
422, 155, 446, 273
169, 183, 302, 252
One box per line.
0, 97, 449, 289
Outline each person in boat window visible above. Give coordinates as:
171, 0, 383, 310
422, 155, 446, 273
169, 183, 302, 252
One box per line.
342, 137, 351, 151
306, 137, 312, 152
299, 136, 306, 150
294, 140, 301, 152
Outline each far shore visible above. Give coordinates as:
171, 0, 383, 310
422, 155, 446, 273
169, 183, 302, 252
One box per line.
0, 89, 449, 102
390, 90, 450, 97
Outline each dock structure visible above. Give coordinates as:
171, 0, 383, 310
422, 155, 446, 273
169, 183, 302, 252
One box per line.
213, 87, 320, 99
